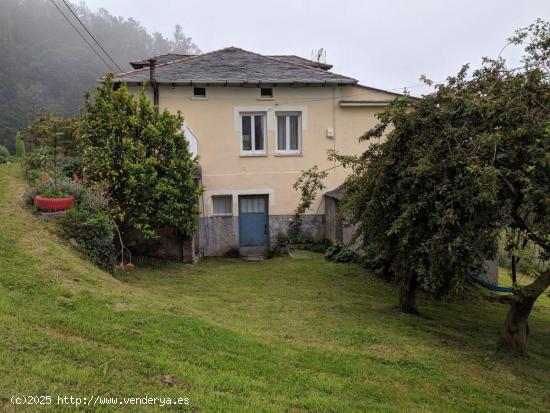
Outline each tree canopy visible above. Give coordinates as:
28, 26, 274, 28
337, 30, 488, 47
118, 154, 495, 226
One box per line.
296, 19, 549, 354
80, 74, 201, 240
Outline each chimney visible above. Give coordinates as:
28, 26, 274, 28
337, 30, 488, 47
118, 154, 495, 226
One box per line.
149, 59, 159, 110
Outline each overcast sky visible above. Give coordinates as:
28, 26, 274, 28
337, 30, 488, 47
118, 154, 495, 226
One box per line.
85, 0, 549, 95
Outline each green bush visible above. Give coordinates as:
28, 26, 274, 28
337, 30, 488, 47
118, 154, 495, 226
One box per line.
61, 206, 115, 272
325, 241, 344, 261
0, 145, 11, 164
15, 132, 26, 158
39, 188, 71, 198
291, 233, 315, 244
325, 241, 359, 263
24, 170, 114, 272
75, 186, 109, 212
276, 231, 291, 248
21, 113, 114, 272
277, 230, 322, 256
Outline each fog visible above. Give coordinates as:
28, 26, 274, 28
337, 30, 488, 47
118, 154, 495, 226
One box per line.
85, 0, 549, 94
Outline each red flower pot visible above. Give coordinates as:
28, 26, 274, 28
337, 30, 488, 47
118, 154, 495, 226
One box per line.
34, 195, 75, 211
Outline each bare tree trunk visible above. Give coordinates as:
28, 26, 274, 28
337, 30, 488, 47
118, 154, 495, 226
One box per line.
500, 270, 550, 355
399, 272, 419, 314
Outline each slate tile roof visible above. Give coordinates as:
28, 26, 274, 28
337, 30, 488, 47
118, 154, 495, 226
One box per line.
114, 47, 357, 86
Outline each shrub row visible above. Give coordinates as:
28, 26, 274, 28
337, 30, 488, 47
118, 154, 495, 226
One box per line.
324, 241, 360, 263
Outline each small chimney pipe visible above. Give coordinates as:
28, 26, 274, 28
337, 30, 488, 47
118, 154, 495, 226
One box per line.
149, 59, 159, 110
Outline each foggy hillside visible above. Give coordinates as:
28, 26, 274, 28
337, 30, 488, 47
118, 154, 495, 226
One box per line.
0, 0, 199, 152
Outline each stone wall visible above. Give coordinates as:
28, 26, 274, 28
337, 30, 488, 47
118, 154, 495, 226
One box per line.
124, 226, 197, 263
124, 212, 328, 260
199, 216, 239, 256
268, 214, 324, 247
199, 214, 325, 256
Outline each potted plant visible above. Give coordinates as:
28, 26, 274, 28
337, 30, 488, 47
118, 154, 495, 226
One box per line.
34, 187, 75, 211
32, 131, 75, 212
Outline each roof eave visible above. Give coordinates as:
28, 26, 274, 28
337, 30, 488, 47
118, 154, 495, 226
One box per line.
111, 79, 358, 86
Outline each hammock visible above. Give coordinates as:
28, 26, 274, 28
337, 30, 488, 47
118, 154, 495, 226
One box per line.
468, 274, 514, 293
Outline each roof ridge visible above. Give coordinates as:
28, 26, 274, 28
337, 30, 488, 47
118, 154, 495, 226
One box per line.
114, 46, 238, 79
246, 49, 354, 81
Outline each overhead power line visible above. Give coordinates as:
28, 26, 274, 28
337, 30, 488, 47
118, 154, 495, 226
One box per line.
60, 0, 124, 72
48, 0, 116, 72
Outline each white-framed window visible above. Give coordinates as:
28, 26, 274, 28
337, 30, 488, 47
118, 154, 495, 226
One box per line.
240, 112, 266, 155
212, 195, 232, 216
276, 112, 301, 154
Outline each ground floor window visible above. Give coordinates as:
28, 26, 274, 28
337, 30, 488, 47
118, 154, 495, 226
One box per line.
212, 195, 232, 216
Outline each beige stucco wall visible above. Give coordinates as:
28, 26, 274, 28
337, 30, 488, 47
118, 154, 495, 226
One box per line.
129, 84, 393, 217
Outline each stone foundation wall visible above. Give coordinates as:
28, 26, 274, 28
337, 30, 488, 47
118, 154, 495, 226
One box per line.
124, 226, 197, 263
199, 216, 239, 256
268, 215, 324, 247
123, 213, 327, 260
199, 214, 324, 256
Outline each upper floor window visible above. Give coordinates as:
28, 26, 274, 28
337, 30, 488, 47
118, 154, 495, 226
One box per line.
260, 87, 273, 98
193, 87, 206, 97
276, 112, 301, 154
240, 113, 266, 155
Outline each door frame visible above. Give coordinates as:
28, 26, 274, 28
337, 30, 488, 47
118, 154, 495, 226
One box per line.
238, 194, 269, 248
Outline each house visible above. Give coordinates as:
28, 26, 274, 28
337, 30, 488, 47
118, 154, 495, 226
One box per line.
112, 47, 399, 258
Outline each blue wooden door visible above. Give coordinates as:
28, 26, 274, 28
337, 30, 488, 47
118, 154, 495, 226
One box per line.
239, 196, 268, 247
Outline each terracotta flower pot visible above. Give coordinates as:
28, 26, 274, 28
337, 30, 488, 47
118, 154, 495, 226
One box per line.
34, 195, 75, 211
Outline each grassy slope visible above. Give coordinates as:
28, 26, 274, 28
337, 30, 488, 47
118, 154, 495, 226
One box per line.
0, 162, 549, 412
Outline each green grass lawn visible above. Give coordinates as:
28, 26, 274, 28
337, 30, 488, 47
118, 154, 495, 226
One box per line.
1, 162, 549, 412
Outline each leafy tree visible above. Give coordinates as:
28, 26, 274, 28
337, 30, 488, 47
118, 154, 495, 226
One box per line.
79, 74, 201, 242
15, 131, 25, 158
295, 20, 549, 354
